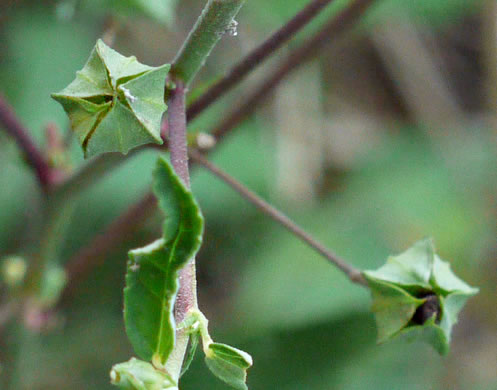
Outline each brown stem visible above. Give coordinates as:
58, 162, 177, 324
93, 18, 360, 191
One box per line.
167, 81, 196, 320
168, 82, 191, 188
187, 0, 339, 121
165, 81, 197, 379
168, 81, 197, 317
189, 150, 366, 286
211, 0, 375, 141
0, 94, 52, 189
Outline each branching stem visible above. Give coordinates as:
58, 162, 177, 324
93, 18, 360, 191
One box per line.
211, 0, 375, 141
59, 0, 376, 297
187, 0, 339, 121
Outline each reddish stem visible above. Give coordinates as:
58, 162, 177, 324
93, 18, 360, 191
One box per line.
0, 94, 53, 189
187, 0, 339, 121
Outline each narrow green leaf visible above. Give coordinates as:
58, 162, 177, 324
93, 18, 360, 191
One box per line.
180, 331, 200, 377
52, 39, 168, 158
111, 358, 177, 390
205, 343, 253, 390
124, 157, 204, 368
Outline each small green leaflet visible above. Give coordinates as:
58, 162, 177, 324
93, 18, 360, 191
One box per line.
180, 310, 253, 390
205, 343, 253, 390
124, 158, 204, 368
52, 39, 169, 158
111, 358, 177, 390
363, 238, 478, 355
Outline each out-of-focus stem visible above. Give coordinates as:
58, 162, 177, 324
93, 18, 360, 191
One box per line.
210, 0, 376, 141
190, 150, 367, 286
0, 95, 52, 189
187, 0, 339, 121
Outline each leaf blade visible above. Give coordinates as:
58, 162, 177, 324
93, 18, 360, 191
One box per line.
205, 343, 253, 390
124, 158, 204, 367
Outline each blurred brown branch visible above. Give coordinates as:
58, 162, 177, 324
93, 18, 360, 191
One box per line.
0, 94, 53, 190
187, 0, 340, 121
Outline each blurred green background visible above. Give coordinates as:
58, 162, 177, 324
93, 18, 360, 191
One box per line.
1, 0, 496, 389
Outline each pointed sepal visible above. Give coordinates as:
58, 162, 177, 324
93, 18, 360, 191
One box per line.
363, 238, 478, 355
52, 39, 169, 157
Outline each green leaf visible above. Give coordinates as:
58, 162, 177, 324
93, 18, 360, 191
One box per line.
363, 238, 478, 355
110, 358, 177, 390
205, 343, 253, 390
124, 157, 204, 368
52, 39, 169, 158
180, 330, 200, 377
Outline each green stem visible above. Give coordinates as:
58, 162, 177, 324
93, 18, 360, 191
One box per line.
171, 0, 246, 86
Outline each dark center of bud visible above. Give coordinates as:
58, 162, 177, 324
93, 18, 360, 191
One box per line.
412, 294, 441, 325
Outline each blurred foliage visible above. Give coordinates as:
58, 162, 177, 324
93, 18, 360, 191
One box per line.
1, 0, 496, 389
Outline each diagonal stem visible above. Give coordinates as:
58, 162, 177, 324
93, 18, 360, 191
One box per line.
189, 150, 367, 286
211, 0, 375, 141
0, 94, 52, 189
171, 0, 246, 86
187, 0, 339, 121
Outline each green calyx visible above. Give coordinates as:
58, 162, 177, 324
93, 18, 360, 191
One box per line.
52, 39, 169, 158
363, 238, 478, 355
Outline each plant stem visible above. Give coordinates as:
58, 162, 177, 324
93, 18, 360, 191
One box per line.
164, 81, 197, 380
58, 0, 375, 301
211, 0, 375, 141
47, 0, 373, 204
0, 94, 52, 190
189, 150, 367, 286
171, 0, 246, 86
168, 82, 191, 189
187, 0, 338, 121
